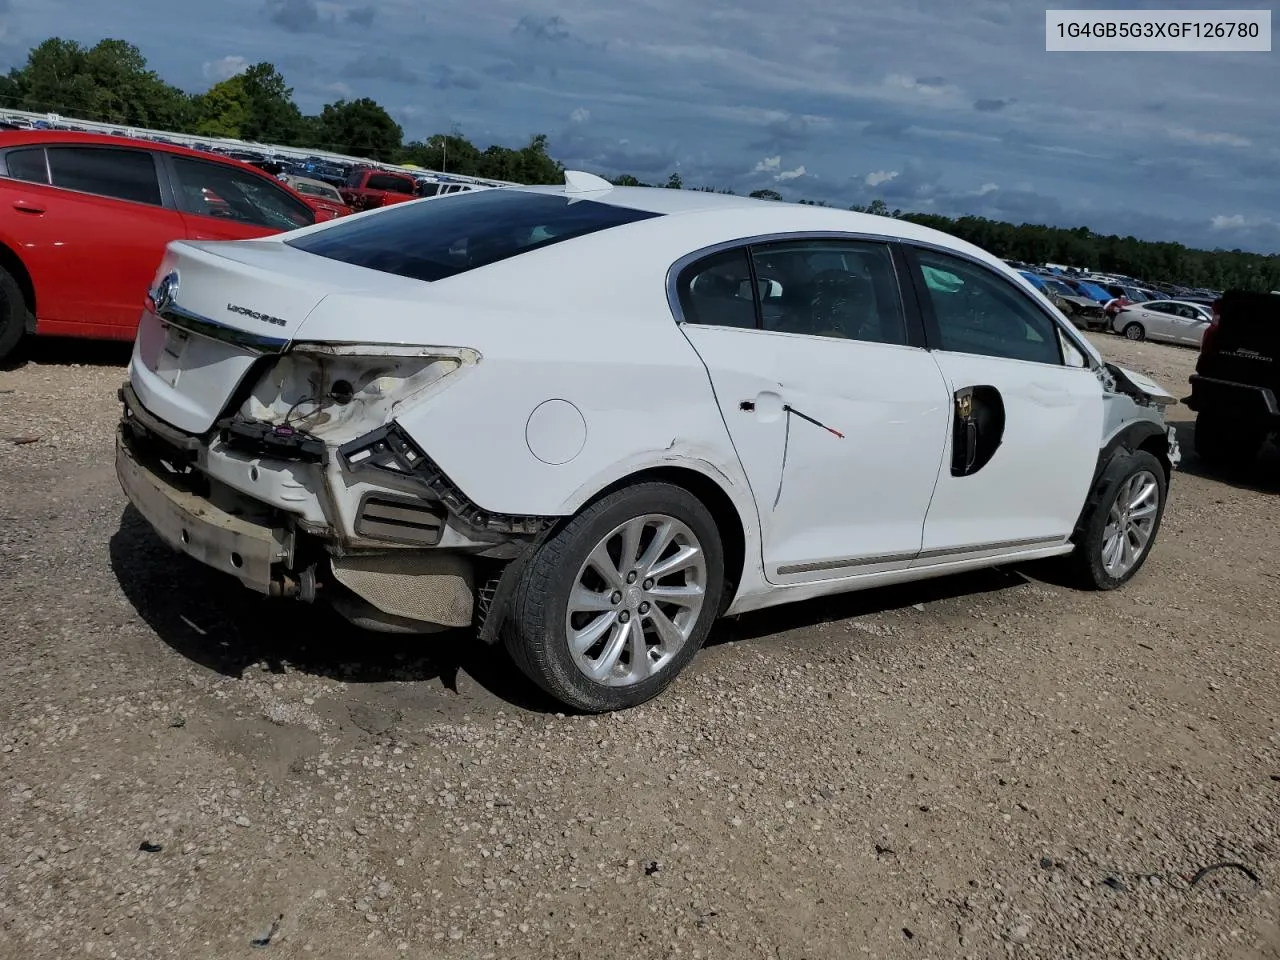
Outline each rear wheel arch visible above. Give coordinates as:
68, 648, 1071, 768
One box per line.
0, 239, 36, 324
577, 465, 747, 613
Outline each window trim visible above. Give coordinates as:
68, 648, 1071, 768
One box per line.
0, 145, 52, 185
666, 231, 929, 349
901, 242, 1099, 369
158, 151, 315, 229
10, 143, 173, 209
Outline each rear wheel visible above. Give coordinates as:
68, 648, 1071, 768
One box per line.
1068, 450, 1166, 590
0, 266, 30, 363
1194, 411, 1265, 467
504, 482, 725, 713
1122, 321, 1146, 341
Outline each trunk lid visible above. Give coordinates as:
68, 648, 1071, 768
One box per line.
128, 238, 424, 434
1197, 290, 1280, 390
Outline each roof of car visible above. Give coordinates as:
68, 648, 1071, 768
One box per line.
0, 129, 260, 166
507, 182, 1007, 265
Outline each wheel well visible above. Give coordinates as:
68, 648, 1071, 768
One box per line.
1137, 432, 1172, 483
586, 466, 747, 614
0, 241, 36, 318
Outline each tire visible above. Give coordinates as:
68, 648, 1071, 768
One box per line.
1068, 450, 1167, 591
1194, 411, 1264, 467
0, 266, 30, 363
1122, 322, 1146, 342
503, 481, 725, 713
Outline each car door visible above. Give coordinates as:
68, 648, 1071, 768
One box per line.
162, 154, 315, 241
1, 143, 187, 338
1169, 303, 1208, 344
675, 238, 952, 583
1143, 301, 1182, 342
904, 246, 1104, 560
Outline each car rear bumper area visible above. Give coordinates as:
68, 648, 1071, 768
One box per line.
1184, 375, 1280, 425
116, 426, 293, 593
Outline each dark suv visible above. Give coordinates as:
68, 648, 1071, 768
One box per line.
1184, 290, 1280, 466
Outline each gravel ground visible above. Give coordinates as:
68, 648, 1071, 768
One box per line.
1, 334, 1278, 960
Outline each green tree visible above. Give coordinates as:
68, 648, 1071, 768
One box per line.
235, 64, 306, 144
665, 172, 683, 189
191, 75, 250, 138
0, 38, 191, 129
749, 188, 783, 201
309, 97, 403, 160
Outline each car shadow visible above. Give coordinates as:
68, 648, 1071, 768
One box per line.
708, 565, 1032, 647
108, 506, 562, 714
1169, 420, 1280, 494
1, 337, 132, 371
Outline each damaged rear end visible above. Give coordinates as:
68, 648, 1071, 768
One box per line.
117, 238, 545, 635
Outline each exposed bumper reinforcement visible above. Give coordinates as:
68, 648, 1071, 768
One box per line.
115, 428, 291, 593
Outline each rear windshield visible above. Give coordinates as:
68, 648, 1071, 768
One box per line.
287, 189, 662, 283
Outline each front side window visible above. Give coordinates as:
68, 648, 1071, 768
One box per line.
287, 188, 661, 282
46, 147, 161, 205
4, 147, 48, 184
750, 239, 908, 344
169, 157, 314, 229
915, 249, 1063, 365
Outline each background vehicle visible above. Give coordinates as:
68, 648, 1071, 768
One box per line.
1184, 290, 1280, 466
279, 173, 351, 219
115, 177, 1179, 713
340, 168, 418, 211
1039, 277, 1108, 330
0, 131, 318, 359
1111, 299, 1212, 345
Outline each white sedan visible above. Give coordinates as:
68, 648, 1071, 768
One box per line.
116, 172, 1181, 712
1111, 298, 1213, 346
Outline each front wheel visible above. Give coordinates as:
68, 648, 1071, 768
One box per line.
504, 482, 725, 713
0, 266, 31, 364
1068, 450, 1167, 590
1122, 322, 1146, 341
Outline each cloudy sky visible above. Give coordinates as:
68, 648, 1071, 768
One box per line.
1, 0, 1277, 251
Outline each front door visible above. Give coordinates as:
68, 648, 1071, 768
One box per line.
676, 238, 952, 583
162, 154, 315, 241
906, 247, 1105, 559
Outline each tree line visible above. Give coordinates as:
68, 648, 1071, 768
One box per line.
2, 37, 1276, 291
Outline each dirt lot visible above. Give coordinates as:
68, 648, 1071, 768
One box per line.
1, 333, 1278, 960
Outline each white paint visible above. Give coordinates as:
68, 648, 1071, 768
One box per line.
124, 179, 1174, 622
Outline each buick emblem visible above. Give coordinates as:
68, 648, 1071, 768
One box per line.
152, 271, 179, 313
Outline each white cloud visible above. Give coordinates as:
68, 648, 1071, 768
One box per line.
978, 182, 999, 195
1169, 127, 1251, 148
776, 165, 806, 181
1210, 214, 1248, 229
754, 155, 782, 173
202, 55, 248, 83
570, 107, 590, 124
865, 170, 898, 187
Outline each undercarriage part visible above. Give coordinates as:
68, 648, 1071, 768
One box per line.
473, 521, 558, 645
270, 565, 318, 602
329, 551, 475, 627
329, 594, 453, 634
338, 423, 552, 538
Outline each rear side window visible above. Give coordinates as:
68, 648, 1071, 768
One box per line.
47, 147, 161, 205
4, 147, 48, 184
367, 173, 414, 194
287, 189, 662, 282
169, 157, 315, 230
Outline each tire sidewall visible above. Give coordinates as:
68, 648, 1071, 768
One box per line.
513, 483, 725, 712
1076, 450, 1167, 590
0, 268, 28, 362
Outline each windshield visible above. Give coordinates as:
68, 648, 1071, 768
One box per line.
287, 188, 662, 283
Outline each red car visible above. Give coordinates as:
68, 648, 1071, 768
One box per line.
0, 131, 322, 360
339, 168, 418, 212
